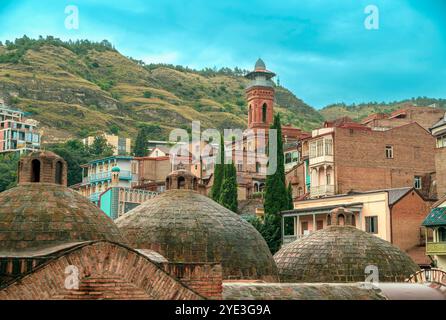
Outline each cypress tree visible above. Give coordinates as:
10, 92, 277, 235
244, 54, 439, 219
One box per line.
287, 181, 294, 210
210, 134, 224, 201
219, 162, 238, 212
261, 113, 288, 253
133, 126, 149, 157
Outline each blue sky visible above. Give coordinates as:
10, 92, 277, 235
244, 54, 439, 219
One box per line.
0, 0, 445, 108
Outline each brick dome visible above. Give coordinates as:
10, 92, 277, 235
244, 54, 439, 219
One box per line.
0, 151, 126, 253
0, 184, 126, 252
116, 171, 278, 281
274, 225, 420, 283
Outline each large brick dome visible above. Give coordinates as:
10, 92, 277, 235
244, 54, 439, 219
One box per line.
0, 151, 126, 253
0, 184, 126, 252
116, 170, 278, 281
274, 225, 420, 283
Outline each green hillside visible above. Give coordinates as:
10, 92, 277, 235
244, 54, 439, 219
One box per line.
320, 98, 446, 121
0, 36, 323, 145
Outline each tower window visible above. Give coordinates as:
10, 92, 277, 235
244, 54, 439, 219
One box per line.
262, 103, 267, 123
55, 161, 63, 185
31, 159, 40, 183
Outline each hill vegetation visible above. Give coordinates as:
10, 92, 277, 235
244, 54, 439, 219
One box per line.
0, 36, 323, 146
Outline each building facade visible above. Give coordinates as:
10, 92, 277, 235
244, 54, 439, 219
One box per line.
0, 106, 40, 154
78, 156, 139, 204
422, 197, 446, 271
307, 119, 435, 199
430, 113, 446, 198
281, 188, 433, 267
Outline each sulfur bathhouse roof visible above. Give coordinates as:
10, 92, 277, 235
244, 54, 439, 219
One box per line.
0, 183, 126, 253
274, 226, 420, 283
115, 189, 278, 281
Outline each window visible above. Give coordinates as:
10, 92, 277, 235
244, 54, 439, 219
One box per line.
255, 162, 261, 173
262, 103, 267, 123
55, 161, 63, 185
385, 145, 393, 159
365, 216, 378, 234
285, 152, 292, 164
237, 162, 243, 172
437, 135, 446, 148
284, 217, 295, 236
31, 159, 40, 183
414, 176, 422, 189
309, 142, 316, 158
325, 139, 333, 156
439, 227, 446, 242
326, 172, 331, 185
301, 221, 309, 235
316, 140, 323, 157
316, 220, 324, 230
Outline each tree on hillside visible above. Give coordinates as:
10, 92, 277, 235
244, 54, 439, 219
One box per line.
256, 113, 288, 254
133, 126, 150, 157
219, 162, 238, 213
210, 134, 225, 201
89, 136, 114, 157
0, 153, 19, 192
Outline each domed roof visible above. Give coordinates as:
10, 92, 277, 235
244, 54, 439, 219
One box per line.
274, 225, 420, 283
111, 166, 121, 172
0, 183, 127, 253
255, 58, 266, 71
115, 189, 278, 281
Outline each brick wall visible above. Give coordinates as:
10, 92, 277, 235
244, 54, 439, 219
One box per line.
390, 190, 433, 252
435, 148, 446, 198
334, 123, 435, 196
164, 262, 223, 300
0, 242, 202, 300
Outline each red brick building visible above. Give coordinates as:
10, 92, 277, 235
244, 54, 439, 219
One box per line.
308, 118, 436, 199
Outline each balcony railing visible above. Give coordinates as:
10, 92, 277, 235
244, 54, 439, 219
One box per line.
82, 170, 133, 184
310, 185, 335, 198
426, 242, 446, 255
309, 154, 334, 166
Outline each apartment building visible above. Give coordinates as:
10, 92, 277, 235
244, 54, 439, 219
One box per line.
307, 118, 435, 199
78, 156, 139, 204
0, 106, 40, 154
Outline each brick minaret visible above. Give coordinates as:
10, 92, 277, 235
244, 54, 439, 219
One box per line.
245, 58, 276, 130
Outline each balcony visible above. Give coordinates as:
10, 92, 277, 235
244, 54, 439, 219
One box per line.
426, 242, 446, 255
83, 170, 133, 184
89, 192, 101, 203
309, 155, 333, 166
310, 185, 335, 198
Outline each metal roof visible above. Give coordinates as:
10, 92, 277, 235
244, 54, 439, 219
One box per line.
422, 207, 446, 227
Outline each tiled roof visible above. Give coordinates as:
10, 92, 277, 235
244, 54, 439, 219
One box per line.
422, 207, 446, 227
387, 187, 413, 205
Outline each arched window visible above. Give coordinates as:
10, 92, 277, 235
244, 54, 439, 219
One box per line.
338, 214, 345, 226
55, 161, 63, 185
31, 159, 41, 183
178, 176, 186, 189
262, 103, 267, 123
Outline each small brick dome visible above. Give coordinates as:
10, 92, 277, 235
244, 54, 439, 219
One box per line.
0, 152, 126, 253
274, 225, 420, 283
116, 171, 278, 281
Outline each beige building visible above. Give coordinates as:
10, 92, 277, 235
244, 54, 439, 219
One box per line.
83, 133, 131, 156
281, 187, 433, 267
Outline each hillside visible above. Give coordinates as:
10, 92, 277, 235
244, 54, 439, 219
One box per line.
0, 36, 323, 144
320, 98, 446, 121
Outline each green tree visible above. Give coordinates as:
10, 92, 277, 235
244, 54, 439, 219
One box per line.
0, 153, 19, 192
261, 114, 288, 254
210, 135, 224, 201
88, 136, 114, 157
219, 162, 238, 212
133, 126, 150, 157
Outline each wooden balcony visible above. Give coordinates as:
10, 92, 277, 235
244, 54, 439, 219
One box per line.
426, 242, 446, 255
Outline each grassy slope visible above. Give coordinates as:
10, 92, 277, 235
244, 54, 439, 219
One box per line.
0, 43, 323, 144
